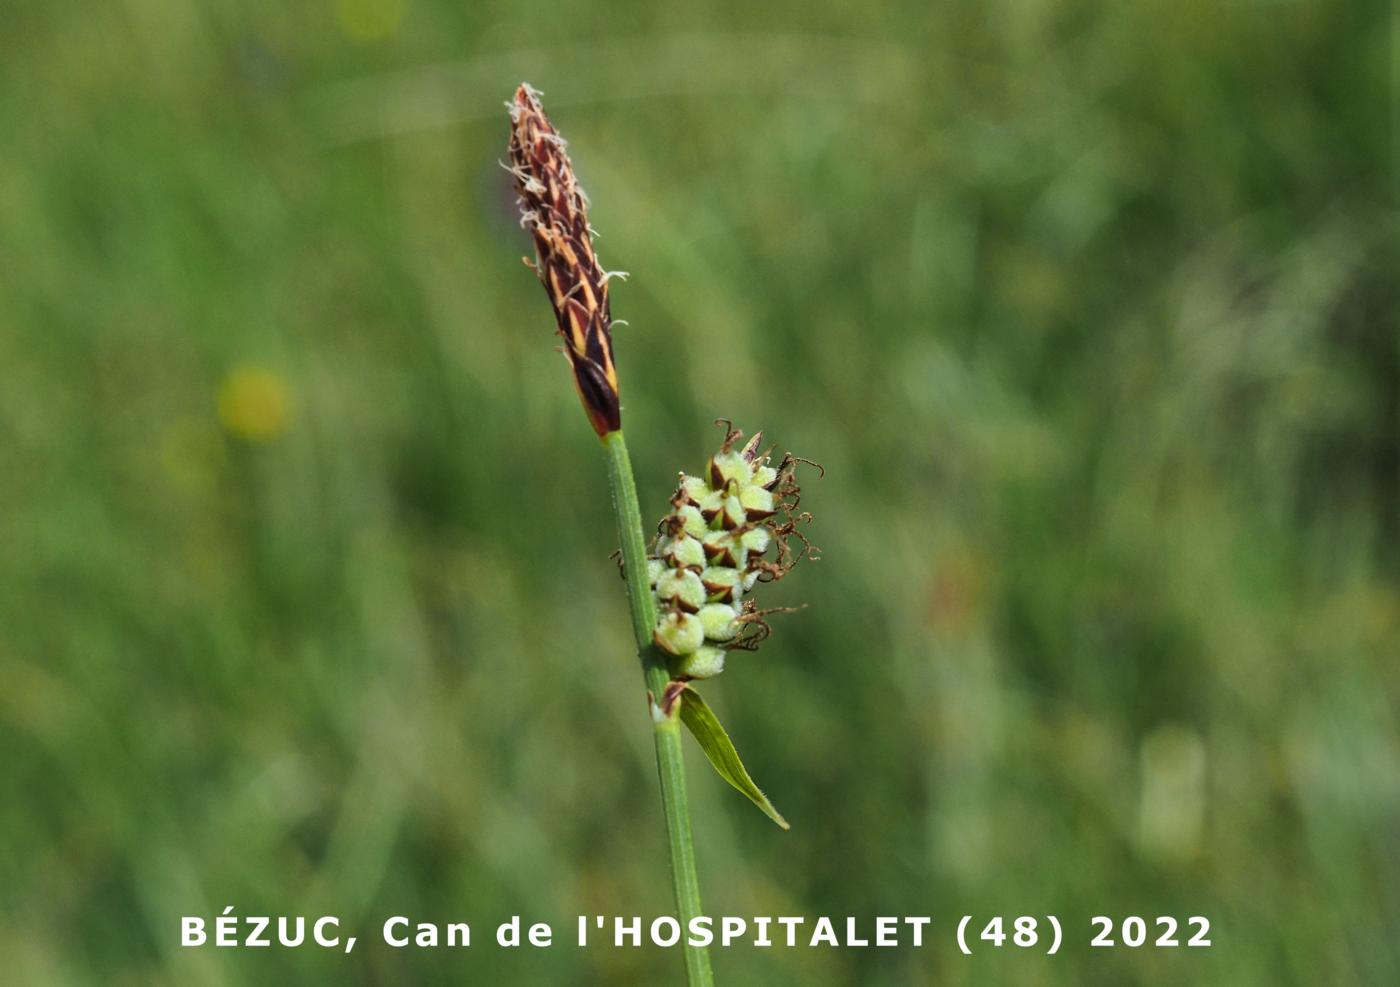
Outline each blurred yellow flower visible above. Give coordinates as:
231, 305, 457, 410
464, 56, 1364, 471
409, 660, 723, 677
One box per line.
217, 366, 291, 442
336, 0, 406, 41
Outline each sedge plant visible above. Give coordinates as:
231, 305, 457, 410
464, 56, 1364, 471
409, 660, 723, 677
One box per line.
506, 84, 819, 985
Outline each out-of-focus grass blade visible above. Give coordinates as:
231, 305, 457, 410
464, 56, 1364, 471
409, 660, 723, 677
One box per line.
679, 688, 789, 830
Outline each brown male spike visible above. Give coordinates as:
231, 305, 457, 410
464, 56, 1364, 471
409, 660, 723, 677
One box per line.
507, 83, 622, 437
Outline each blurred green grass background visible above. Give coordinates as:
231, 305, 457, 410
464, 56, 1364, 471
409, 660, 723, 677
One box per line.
2, 1, 1398, 984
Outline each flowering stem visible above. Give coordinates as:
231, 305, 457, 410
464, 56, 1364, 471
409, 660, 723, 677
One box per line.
603, 429, 714, 987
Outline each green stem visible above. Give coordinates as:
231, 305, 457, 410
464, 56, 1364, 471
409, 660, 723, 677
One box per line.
603, 429, 714, 987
